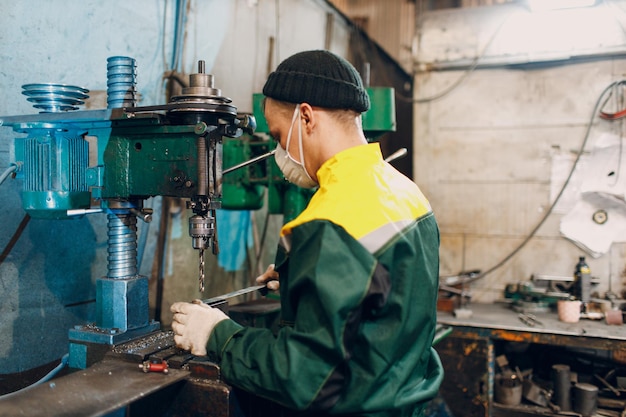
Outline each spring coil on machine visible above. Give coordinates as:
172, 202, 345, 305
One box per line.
107, 211, 138, 279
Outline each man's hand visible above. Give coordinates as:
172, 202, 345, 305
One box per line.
256, 263, 280, 291
170, 300, 228, 356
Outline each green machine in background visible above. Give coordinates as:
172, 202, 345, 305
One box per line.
221, 88, 397, 222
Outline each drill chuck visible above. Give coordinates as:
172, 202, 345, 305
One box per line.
189, 214, 215, 250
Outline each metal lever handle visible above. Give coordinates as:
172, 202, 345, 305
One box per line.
223, 149, 277, 175
130, 208, 153, 223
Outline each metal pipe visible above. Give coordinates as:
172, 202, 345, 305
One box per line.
0, 354, 69, 399
552, 364, 572, 411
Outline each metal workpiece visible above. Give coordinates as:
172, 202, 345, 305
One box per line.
202, 284, 270, 306
552, 364, 572, 411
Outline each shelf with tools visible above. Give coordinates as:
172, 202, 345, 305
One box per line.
436, 303, 626, 417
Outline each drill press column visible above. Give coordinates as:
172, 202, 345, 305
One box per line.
95, 202, 150, 331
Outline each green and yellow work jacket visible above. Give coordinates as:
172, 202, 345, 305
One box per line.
207, 143, 443, 416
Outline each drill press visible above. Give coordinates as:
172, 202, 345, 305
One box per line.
0, 56, 254, 369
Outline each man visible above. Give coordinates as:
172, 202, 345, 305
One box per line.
171, 49, 443, 416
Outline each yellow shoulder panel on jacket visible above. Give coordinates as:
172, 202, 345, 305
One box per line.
281, 144, 431, 239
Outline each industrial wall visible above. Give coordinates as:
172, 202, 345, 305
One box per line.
0, 0, 355, 379
329, 0, 416, 73
415, 2, 626, 302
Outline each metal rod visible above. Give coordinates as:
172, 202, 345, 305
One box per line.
201, 284, 269, 306
384, 148, 408, 163
223, 149, 276, 175
362, 62, 371, 88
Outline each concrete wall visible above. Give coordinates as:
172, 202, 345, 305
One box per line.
415, 2, 626, 302
329, 0, 415, 73
0, 0, 354, 377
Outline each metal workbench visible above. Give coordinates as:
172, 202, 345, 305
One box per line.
435, 302, 626, 417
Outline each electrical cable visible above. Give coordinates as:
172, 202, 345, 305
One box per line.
0, 354, 69, 399
607, 82, 624, 187
161, 0, 189, 102
170, 0, 187, 72
0, 163, 18, 186
410, 8, 514, 104
0, 214, 30, 266
449, 80, 626, 287
161, 0, 171, 70
161, 0, 189, 73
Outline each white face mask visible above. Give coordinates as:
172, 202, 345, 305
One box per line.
274, 104, 318, 189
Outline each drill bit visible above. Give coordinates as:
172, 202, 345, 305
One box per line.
199, 248, 205, 293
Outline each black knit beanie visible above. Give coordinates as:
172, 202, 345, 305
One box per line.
263, 50, 370, 113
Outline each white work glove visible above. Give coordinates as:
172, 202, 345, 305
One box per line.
170, 300, 228, 356
256, 263, 280, 291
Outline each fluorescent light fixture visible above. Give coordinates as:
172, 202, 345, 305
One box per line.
528, 0, 596, 11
